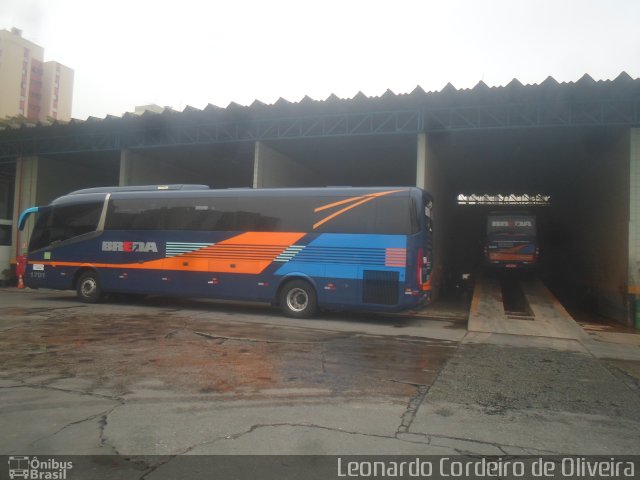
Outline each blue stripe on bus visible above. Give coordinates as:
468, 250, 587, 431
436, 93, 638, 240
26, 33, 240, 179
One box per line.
274, 262, 406, 280
307, 233, 406, 249
290, 247, 386, 265
274, 233, 407, 279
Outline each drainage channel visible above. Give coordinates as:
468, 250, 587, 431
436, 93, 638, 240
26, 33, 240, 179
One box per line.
500, 277, 535, 320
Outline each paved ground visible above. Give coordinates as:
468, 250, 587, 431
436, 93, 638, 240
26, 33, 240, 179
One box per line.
1, 287, 639, 478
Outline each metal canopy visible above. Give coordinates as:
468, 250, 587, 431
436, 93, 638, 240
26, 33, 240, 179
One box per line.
0, 73, 639, 159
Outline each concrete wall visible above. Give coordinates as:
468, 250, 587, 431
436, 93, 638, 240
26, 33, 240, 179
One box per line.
630, 128, 640, 320
121, 148, 255, 188
35, 156, 114, 205
553, 129, 630, 323
253, 141, 322, 187
120, 149, 192, 186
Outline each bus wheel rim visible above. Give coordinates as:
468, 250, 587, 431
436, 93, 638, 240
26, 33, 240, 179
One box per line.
81, 278, 96, 297
286, 288, 308, 312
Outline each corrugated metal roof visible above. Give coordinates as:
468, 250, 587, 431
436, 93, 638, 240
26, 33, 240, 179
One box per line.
0, 72, 638, 134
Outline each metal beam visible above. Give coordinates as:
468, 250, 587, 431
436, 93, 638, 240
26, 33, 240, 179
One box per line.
423, 99, 640, 131
0, 110, 421, 159
1, 98, 639, 159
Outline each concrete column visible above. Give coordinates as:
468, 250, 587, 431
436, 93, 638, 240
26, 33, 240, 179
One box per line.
120, 149, 157, 186
630, 128, 640, 326
416, 133, 450, 299
416, 133, 427, 190
11, 156, 39, 261
253, 141, 320, 188
119, 149, 131, 186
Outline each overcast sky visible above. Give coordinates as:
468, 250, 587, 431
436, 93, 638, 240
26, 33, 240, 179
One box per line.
1, 0, 639, 120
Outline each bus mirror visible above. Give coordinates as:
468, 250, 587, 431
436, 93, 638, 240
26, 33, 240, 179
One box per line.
18, 207, 39, 231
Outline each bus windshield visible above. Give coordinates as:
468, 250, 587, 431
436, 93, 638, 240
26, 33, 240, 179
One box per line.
29, 201, 103, 251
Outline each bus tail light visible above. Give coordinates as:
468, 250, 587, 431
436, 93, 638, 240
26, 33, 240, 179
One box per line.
417, 247, 432, 292
417, 247, 423, 288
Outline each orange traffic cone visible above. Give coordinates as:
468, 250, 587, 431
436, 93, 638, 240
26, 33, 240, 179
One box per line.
17, 275, 24, 289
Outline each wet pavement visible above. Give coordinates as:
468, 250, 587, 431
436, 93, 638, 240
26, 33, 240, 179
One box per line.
0, 292, 458, 401
0, 307, 456, 400
1, 287, 640, 477
1, 289, 469, 461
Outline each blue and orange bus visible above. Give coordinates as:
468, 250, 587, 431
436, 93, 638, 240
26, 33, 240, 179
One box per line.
18, 186, 433, 317
484, 211, 538, 270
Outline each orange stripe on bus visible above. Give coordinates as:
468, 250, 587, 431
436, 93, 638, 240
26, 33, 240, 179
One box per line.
313, 189, 407, 230
30, 232, 308, 276
314, 196, 365, 213
313, 197, 375, 230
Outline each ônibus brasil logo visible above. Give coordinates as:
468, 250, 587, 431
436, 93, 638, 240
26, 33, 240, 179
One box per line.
102, 241, 158, 253
8, 456, 73, 479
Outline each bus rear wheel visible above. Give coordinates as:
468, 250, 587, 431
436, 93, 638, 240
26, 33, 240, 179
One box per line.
76, 271, 103, 303
279, 280, 317, 318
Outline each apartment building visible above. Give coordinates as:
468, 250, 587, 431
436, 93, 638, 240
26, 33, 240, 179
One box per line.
0, 28, 73, 122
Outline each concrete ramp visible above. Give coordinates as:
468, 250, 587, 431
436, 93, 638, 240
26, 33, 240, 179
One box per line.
468, 276, 588, 340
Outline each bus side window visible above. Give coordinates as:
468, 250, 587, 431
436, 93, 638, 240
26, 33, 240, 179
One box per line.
107, 199, 164, 230
373, 197, 414, 235
52, 202, 103, 241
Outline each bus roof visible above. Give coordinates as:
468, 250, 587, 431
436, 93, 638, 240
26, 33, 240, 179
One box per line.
49, 186, 431, 206
68, 184, 210, 195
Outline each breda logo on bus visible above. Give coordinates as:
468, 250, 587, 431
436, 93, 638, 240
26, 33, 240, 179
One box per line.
102, 241, 158, 253
491, 220, 532, 227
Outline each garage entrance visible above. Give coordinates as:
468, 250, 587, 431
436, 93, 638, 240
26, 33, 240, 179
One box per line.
432, 126, 630, 323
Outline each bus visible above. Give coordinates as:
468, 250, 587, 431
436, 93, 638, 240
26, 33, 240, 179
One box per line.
484, 211, 538, 269
18, 185, 433, 317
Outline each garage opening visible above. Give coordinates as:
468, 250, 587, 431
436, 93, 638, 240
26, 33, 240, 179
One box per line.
433, 126, 631, 324
122, 143, 255, 189
255, 135, 417, 188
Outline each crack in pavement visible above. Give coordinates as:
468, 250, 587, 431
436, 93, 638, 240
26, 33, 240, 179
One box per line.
604, 363, 640, 396
393, 337, 463, 436
137, 455, 178, 480
5, 380, 125, 402
28, 405, 121, 450
26, 306, 88, 316
397, 385, 429, 434
171, 421, 396, 456
1, 380, 125, 456
98, 410, 122, 456
5, 380, 563, 459
136, 421, 565, 460
192, 330, 324, 344
424, 431, 563, 455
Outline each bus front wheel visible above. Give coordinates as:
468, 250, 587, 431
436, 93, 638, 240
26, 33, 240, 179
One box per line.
279, 280, 317, 318
76, 271, 103, 303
